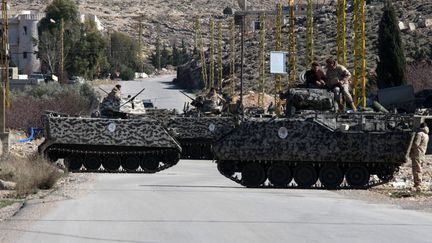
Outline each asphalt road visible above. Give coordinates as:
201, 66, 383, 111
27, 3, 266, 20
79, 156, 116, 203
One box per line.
99, 75, 193, 112
1, 76, 432, 243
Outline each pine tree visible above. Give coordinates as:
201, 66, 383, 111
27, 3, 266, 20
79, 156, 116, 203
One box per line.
172, 43, 179, 66
180, 39, 188, 65
161, 46, 170, 68
376, 0, 407, 88
154, 37, 161, 69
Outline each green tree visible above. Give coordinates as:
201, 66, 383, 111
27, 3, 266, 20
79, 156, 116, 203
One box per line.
376, 0, 407, 88
37, 0, 80, 78
172, 43, 178, 66
151, 37, 162, 69
119, 65, 135, 80
160, 46, 171, 68
109, 32, 140, 72
180, 39, 189, 65
69, 21, 108, 79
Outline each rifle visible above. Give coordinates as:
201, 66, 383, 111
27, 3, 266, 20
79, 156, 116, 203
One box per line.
120, 88, 146, 108
99, 87, 109, 95
180, 91, 195, 101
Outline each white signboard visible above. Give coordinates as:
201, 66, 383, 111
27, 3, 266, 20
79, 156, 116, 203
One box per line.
270, 51, 287, 74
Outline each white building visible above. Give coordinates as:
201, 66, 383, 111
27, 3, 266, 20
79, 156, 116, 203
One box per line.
8, 11, 44, 75
80, 13, 104, 31
2, 11, 103, 75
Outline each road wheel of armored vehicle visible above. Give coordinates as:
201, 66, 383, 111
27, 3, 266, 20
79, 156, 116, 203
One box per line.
377, 166, 395, 182
103, 155, 121, 172
165, 151, 180, 165
64, 154, 82, 171
122, 155, 140, 172
141, 155, 159, 172
268, 164, 292, 187
294, 165, 318, 188
241, 163, 266, 188
217, 160, 236, 177
83, 155, 101, 171
345, 166, 370, 188
319, 165, 344, 189
46, 151, 59, 163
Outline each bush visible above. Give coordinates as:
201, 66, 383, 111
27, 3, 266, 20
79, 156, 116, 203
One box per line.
119, 65, 135, 80
0, 155, 63, 197
6, 83, 98, 130
142, 62, 155, 75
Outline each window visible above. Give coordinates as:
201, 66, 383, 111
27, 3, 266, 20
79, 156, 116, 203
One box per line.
23, 26, 27, 35
23, 52, 27, 59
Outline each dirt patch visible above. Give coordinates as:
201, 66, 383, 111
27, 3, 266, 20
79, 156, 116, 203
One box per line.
338, 156, 432, 213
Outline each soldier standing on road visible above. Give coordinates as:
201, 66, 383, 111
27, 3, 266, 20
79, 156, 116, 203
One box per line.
325, 58, 357, 112
410, 122, 429, 192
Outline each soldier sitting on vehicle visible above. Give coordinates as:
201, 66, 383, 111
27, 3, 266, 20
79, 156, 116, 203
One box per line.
325, 58, 357, 112
100, 84, 123, 117
305, 62, 327, 89
203, 88, 226, 114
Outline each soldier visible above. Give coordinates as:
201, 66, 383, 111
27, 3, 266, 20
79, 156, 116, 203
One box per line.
107, 84, 122, 103
305, 62, 327, 88
204, 88, 226, 113
100, 84, 122, 117
410, 122, 429, 192
325, 58, 357, 112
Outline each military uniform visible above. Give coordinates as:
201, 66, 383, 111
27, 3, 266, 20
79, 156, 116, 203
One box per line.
410, 126, 429, 190
326, 63, 356, 111
100, 86, 122, 117
204, 91, 225, 113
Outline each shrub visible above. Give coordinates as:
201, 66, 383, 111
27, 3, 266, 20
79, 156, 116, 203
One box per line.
6, 83, 98, 130
119, 65, 135, 80
0, 155, 63, 197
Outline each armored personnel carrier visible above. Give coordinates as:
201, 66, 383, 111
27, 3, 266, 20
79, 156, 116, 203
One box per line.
167, 116, 237, 159
213, 112, 415, 189
39, 111, 181, 172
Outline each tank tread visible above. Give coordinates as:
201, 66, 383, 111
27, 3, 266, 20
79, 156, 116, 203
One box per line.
216, 160, 395, 190
48, 147, 178, 173
221, 172, 390, 189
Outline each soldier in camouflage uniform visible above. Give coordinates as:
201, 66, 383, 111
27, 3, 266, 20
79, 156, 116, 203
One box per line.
204, 88, 226, 114
410, 122, 429, 192
325, 58, 357, 112
100, 84, 122, 117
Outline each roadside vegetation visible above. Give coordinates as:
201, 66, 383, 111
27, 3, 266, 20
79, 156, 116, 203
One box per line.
0, 200, 16, 209
36, 0, 191, 81
0, 155, 64, 197
6, 82, 98, 130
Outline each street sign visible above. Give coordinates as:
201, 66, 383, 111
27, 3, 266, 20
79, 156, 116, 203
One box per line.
270, 51, 287, 74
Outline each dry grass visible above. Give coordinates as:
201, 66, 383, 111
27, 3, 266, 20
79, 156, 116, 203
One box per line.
0, 155, 63, 197
0, 200, 16, 209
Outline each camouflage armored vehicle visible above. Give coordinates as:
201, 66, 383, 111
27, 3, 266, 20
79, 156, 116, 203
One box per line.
167, 116, 237, 159
282, 88, 336, 113
213, 112, 416, 189
39, 112, 181, 172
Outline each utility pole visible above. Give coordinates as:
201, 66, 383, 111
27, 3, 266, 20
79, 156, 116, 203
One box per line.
209, 18, 215, 89
0, 0, 9, 155
138, 15, 144, 72
59, 18, 64, 83
288, 0, 297, 86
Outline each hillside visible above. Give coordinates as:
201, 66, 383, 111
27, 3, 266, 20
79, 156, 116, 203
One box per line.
10, 0, 432, 93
